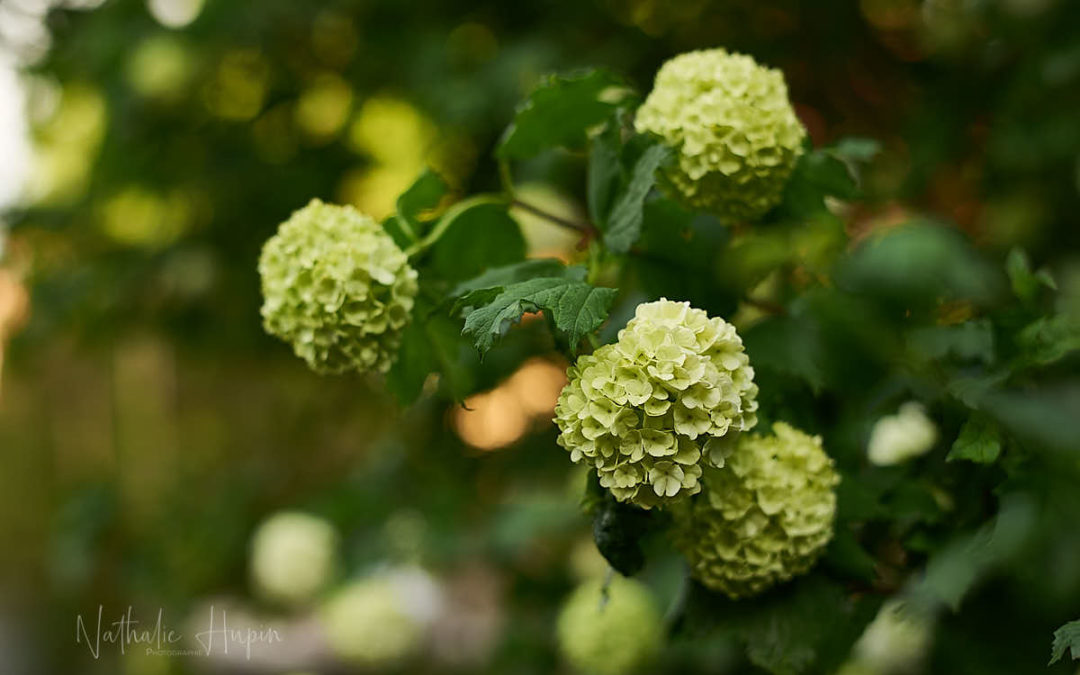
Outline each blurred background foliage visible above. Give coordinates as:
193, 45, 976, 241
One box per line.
0, 0, 1078, 673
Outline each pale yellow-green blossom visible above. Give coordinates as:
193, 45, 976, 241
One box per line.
852, 599, 934, 674
249, 511, 339, 606
635, 48, 806, 221
867, 402, 938, 466
320, 576, 426, 666
259, 199, 418, 374
674, 422, 838, 599
554, 299, 758, 508
556, 576, 663, 675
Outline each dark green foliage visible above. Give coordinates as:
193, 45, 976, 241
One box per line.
838, 221, 1005, 308
948, 415, 1003, 464
385, 300, 475, 405
679, 575, 883, 675
779, 146, 859, 217
394, 168, 451, 240
427, 200, 527, 282
1050, 620, 1080, 665
497, 69, 628, 160
458, 267, 617, 355
591, 497, 654, 577
587, 123, 622, 228
602, 140, 673, 253
9, 2, 1080, 674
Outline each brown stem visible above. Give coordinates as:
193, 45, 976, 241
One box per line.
511, 199, 593, 234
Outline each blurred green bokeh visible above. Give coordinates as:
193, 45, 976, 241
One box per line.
1, 0, 1079, 673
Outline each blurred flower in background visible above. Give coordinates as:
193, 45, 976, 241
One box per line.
250, 512, 340, 607
846, 600, 935, 675
146, 0, 202, 29
319, 568, 442, 667
556, 575, 664, 675
867, 402, 939, 466
0, 0, 1078, 673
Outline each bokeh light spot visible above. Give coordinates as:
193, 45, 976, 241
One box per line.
146, 0, 204, 29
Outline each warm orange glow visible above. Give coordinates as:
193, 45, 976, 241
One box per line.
0, 267, 30, 398
452, 358, 568, 451
453, 388, 531, 452
505, 358, 568, 418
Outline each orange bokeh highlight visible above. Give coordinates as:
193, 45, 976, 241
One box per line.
452, 357, 568, 451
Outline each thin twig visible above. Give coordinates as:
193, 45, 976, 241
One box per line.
511, 199, 592, 234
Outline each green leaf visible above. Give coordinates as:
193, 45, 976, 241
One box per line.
1017, 314, 1080, 366
982, 385, 1080, 457
1050, 619, 1080, 665
743, 312, 826, 393
908, 319, 995, 365
835, 470, 893, 521
1005, 247, 1055, 304
427, 199, 526, 282
496, 69, 628, 160
830, 137, 882, 163
824, 526, 878, 582
602, 141, 672, 254
385, 300, 474, 405
838, 220, 1004, 308
460, 267, 617, 354
587, 123, 621, 228
780, 148, 859, 217
803, 149, 860, 199
382, 215, 416, 250
385, 316, 432, 404
907, 495, 1035, 612
449, 258, 570, 297
396, 168, 450, 236
630, 198, 733, 316
947, 415, 1003, 464
684, 575, 882, 675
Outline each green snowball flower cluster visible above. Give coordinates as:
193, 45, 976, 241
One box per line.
320, 577, 424, 666
554, 299, 758, 509
557, 576, 663, 675
259, 199, 418, 375
635, 48, 807, 221
673, 422, 839, 599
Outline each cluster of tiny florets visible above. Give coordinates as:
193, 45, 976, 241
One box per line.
673, 422, 839, 599
259, 199, 418, 375
635, 48, 806, 221
556, 576, 663, 675
554, 299, 758, 509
